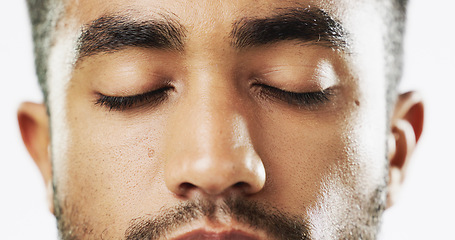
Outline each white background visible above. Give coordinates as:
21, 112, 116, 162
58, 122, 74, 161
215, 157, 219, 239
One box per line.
1, 1, 454, 239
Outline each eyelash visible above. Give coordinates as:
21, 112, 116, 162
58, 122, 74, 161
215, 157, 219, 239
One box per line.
95, 87, 172, 111
253, 84, 333, 108
95, 84, 333, 111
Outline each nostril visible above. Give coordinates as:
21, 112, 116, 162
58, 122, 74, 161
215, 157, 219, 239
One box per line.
177, 181, 253, 196
233, 182, 250, 192
178, 182, 197, 193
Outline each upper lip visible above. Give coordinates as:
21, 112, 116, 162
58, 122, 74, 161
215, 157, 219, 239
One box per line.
172, 229, 261, 240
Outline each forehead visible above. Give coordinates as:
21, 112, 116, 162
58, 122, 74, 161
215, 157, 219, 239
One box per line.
64, 0, 373, 26
59, 0, 384, 65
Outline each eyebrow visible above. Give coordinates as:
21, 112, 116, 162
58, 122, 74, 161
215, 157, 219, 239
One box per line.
230, 7, 349, 51
76, 15, 186, 60
76, 7, 348, 61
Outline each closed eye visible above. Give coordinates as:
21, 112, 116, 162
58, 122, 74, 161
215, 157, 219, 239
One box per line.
253, 84, 334, 108
94, 87, 173, 111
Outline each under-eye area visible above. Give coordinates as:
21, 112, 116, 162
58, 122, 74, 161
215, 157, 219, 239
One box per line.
251, 83, 335, 110
94, 86, 174, 111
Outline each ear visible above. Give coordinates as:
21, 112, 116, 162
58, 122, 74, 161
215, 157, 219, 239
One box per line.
17, 102, 54, 214
386, 92, 424, 208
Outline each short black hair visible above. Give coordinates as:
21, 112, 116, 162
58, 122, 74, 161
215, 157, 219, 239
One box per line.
26, 0, 63, 104
380, 0, 409, 107
25, 0, 409, 106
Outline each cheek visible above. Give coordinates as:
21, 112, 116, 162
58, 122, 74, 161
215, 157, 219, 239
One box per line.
250, 101, 387, 220
52, 101, 172, 231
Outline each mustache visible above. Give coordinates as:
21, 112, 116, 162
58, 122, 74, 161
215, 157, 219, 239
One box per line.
124, 197, 311, 240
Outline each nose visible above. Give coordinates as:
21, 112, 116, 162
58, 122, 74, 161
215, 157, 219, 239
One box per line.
163, 79, 266, 197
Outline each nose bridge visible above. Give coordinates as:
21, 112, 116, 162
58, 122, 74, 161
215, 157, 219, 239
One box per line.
164, 68, 266, 197
198, 71, 239, 154
183, 66, 240, 154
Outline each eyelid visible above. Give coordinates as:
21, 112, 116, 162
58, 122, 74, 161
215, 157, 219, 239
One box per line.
253, 59, 339, 92
94, 87, 173, 111
252, 83, 335, 109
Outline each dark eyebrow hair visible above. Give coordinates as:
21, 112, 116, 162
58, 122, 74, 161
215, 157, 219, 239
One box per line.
76, 15, 186, 60
230, 7, 349, 51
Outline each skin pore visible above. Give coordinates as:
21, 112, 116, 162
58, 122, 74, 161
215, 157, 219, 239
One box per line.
18, 0, 424, 239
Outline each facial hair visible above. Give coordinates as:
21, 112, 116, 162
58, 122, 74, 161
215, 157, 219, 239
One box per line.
54, 184, 385, 240
124, 197, 311, 240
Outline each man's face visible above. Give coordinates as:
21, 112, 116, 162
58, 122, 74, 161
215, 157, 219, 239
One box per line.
46, 0, 391, 239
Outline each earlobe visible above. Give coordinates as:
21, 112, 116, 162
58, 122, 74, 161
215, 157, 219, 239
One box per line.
387, 92, 424, 208
17, 102, 54, 214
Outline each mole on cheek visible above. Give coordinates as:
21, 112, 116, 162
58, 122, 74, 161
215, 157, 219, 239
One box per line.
148, 148, 155, 159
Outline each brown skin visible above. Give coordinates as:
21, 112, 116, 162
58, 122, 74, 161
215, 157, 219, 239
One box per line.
18, 0, 424, 239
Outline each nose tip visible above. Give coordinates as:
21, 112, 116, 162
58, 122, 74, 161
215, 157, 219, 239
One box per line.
165, 149, 266, 197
